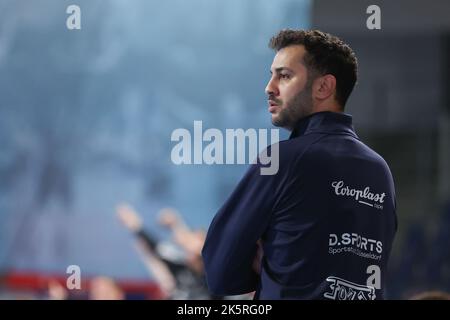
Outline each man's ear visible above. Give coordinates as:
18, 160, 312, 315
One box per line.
313, 74, 336, 101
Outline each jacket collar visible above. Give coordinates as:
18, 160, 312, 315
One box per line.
289, 111, 359, 140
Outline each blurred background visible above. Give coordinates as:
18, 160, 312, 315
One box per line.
0, 0, 449, 299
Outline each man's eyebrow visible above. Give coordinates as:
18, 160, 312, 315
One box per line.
270, 67, 294, 74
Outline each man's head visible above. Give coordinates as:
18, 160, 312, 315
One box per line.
265, 29, 358, 130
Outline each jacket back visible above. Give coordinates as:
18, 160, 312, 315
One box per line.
202, 111, 397, 300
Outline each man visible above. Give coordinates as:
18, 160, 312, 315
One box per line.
202, 29, 397, 300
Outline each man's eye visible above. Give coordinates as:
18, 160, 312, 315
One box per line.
280, 74, 290, 80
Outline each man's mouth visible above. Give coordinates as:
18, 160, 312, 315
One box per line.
268, 100, 279, 113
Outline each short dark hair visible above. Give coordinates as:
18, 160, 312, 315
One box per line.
269, 29, 358, 108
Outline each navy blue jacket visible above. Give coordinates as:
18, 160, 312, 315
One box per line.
202, 111, 397, 300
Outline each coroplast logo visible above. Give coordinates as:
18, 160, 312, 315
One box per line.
331, 180, 386, 210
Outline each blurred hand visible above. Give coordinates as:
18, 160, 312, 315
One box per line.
89, 276, 124, 300
158, 207, 181, 229
48, 280, 68, 300
116, 203, 143, 232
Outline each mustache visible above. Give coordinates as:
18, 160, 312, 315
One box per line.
268, 96, 282, 105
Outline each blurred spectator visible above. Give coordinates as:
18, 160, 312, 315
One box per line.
388, 221, 428, 298
46, 276, 125, 300
117, 203, 212, 299
388, 201, 450, 299
409, 290, 450, 300
89, 276, 125, 300
426, 201, 450, 291
47, 280, 69, 300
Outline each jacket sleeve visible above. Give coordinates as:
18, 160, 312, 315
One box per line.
201, 160, 279, 295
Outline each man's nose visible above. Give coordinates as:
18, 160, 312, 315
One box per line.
265, 77, 278, 97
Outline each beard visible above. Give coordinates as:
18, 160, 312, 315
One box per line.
271, 79, 314, 130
